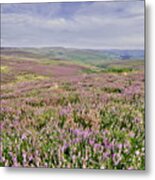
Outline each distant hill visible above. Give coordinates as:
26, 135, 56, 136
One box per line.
1, 47, 144, 63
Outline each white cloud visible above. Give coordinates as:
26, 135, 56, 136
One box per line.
1, 1, 144, 49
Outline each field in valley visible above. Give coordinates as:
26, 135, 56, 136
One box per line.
0, 48, 145, 169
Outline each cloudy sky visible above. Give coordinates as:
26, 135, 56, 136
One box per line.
1, 1, 144, 49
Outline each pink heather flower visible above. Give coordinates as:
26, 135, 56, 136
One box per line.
73, 129, 82, 136
1, 156, 5, 162
103, 139, 113, 149
13, 157, 17, 162
89, 139, 95, 146
72, 155, 76, 161
82, 130, 91, 139
22, 152, 27, 162
117, 143, 123, 149
21, 134, 27, 140
9, 152, 13, 156
61, 144, 69, 152
0, 122, 4, 129
72, 138, 81, 144
29, 155, 33, 161
13, 162, 19, 167
103, 152, 110, 159
12, 156, 19, 167
35, 150, 39, 155
59, 107, 70, 116
103, 138, 109, 146
134, 117, 141, 123
94, 143, 101, 149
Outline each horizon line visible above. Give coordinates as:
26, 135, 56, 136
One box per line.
0, 46, 145, 51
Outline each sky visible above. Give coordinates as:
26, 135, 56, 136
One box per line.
1, 1, 144, 49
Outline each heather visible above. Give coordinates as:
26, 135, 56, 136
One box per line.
0, 51, 145, 169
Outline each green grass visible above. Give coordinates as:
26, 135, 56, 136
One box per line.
104, 67, 133, 73
16, 74, 48, 82
1, 66, 10, 73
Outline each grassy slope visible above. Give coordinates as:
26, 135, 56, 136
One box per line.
1, 47, 144, 73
